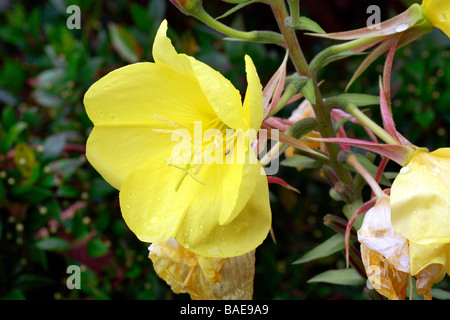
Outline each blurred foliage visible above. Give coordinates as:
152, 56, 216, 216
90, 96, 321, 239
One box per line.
0, 0, 448, 300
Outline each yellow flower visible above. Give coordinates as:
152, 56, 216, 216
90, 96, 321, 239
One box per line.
84, 20, 271, 258
390, 148, 450, 278
422, 0, 450, 37
148, 238, 255, 300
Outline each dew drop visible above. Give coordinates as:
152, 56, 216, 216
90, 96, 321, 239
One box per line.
224, 82, 230, 88
129, 192, 134, 197
439, 13, 446, 22
400, 166, 411, 175
189, 228, 194, 233
125, 204, 131, 209
199, 224, 204, 229
99, 111, 105, 117
431, 166, 441, 177
110, 114, 117, 120
395, 24, 409, 32
150, 217, 159, 224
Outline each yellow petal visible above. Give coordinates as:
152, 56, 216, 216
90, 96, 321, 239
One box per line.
422, 0, 450, 37
409, 241, 449, 278
84, 62, 214, 189
242, 55, 263, 132
391, 148, 450, 246
188, 56, 247, 130
152, 19, 196, 79
119, 156, 270, 258
148, 239, 256, 300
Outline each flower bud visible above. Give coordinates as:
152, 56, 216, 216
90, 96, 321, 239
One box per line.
169, 0, 202, 15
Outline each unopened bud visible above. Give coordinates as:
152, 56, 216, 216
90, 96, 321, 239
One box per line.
169, 0, 202, 15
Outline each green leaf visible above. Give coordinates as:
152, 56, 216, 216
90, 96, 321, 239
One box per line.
5, 121, 27, 150
281, 155, 321, 169
299, 78, 316, 104
342, 199, 364, 230
293, 233, 345, 264
108, 23, 142, 63
216, 1, 258, 20
355, 153, 391, 187
430, 288, 450, 300
338, 93, 380, 107
35, 237, 70, 252
294, 16, 325, 34
87, 238, 110, 258
308, 268, 365, 286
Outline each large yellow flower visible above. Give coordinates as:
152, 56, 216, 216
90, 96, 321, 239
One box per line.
422, 0, 450, 37
390, 148, 450, 278
84, 20, 271, 258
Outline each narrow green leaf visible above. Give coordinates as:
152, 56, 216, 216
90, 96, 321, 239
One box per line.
216, 0, 258, 20
338, 93, 380, 107
108, 23, 142, 63
294, 16, 325, 34
308, 268, 365, 285
430, 288, 450, 300
281, 155, 321, 169
35, 237, 70, 252
293, 233, 345, 264
299, 78, 316, 104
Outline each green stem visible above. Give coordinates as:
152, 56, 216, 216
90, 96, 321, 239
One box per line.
194, 7, 284, 46
345, 103, 400, 145
269, 0, 355, 192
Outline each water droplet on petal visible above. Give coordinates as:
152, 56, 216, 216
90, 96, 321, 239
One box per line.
400, 166, 411, 175
150, 217, 159, 224
395, 24, 409, 32
125, 204, 131, 209
431, 166, 441, 177
110, 114, 117, 120
439, 13, 446, 22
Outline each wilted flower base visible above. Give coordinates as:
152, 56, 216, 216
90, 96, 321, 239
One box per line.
148, 239, 255, 300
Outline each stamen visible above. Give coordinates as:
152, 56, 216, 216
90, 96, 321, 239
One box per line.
165, 148, 206, 191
